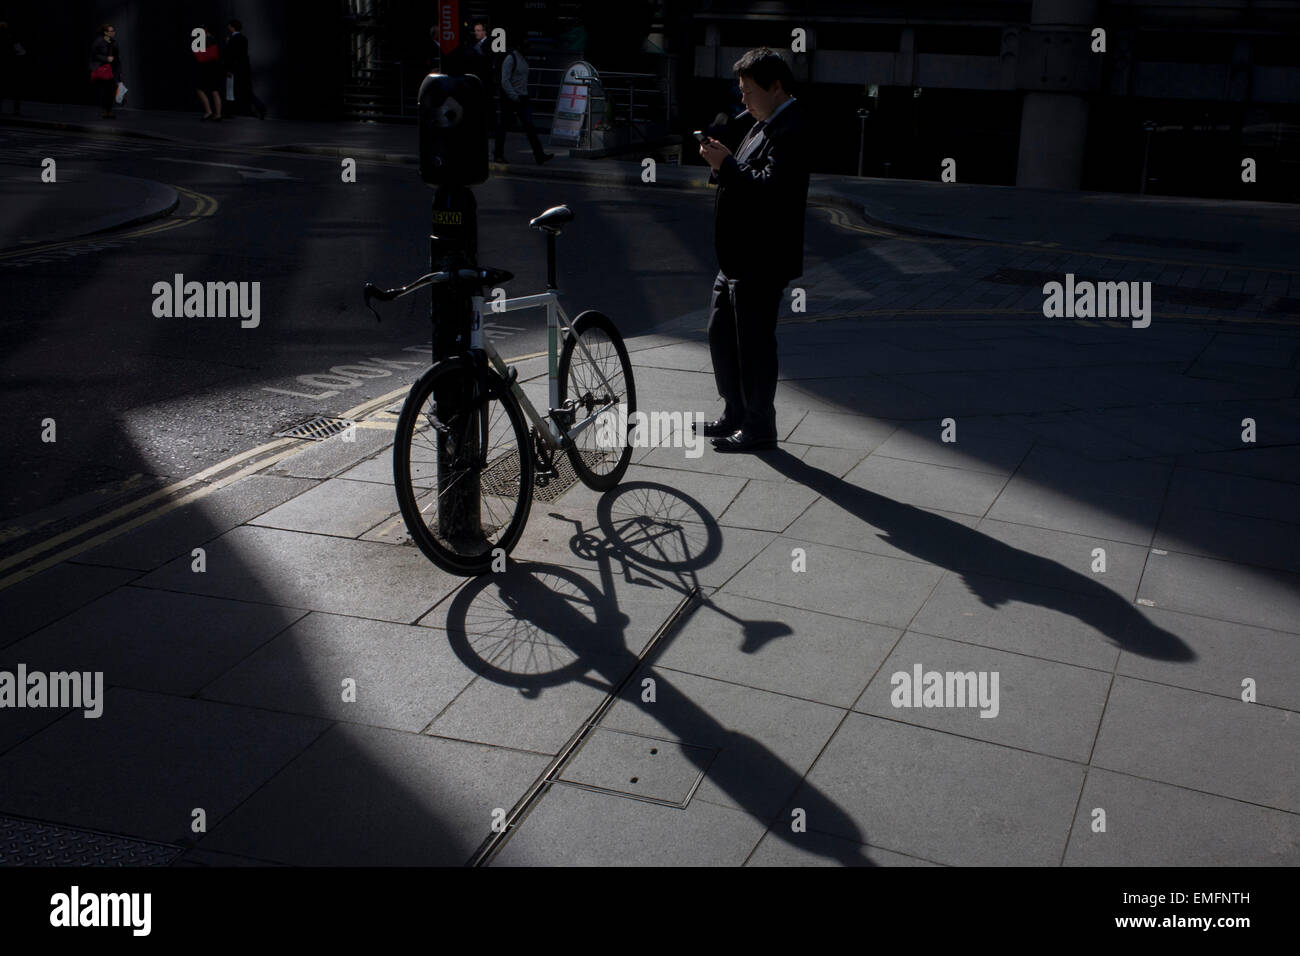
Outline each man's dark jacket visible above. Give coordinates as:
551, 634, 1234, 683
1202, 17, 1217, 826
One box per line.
712, 98, 810, 283
225, 32, 251, 79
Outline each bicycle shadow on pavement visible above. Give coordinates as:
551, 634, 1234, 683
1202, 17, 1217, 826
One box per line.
442, 483, 876, 866
762, 449, 1192, 661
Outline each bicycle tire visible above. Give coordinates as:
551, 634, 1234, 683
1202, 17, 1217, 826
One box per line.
556, 310, 636, 491
393, 356, 533, 576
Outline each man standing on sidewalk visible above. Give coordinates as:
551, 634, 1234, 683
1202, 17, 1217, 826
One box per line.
224, 19, 266, 119
494, 37, 552, 165
697, 48, 810, 453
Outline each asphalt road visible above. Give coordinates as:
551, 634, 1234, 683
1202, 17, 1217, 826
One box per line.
1, 125, 873, 527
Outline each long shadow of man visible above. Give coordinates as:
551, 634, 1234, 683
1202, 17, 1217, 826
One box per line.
760, 449, 1192, 662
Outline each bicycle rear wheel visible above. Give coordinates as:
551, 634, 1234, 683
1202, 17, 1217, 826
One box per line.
557, 310, 636, 491
394, 358, 533, 576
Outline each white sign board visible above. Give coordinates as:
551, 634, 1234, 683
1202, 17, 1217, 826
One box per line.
550, 61, 596, 146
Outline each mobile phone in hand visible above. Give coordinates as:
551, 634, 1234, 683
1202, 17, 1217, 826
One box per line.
693, 131, 710, 143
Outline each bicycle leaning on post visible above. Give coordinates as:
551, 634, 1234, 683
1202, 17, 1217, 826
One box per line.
362, 72, 635, 577
364, 203, 636, 576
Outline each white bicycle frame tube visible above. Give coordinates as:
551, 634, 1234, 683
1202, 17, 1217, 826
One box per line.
471, 291, 621, 452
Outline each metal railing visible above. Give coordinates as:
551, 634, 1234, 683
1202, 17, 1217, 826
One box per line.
526, 66, 669, 150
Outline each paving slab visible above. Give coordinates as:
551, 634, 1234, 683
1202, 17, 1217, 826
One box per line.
987, 475, 1163, 545
786, 496, 982, 560
1063, 768, 1300, 866
199, 723, 548, 866
0, 562, 139, 647
0, 687, 327, 844
1135, 549, 1300, 634
724, 536, 944, 630
869, 422, 1035, 476
651, 592, 899, 707
1092, 677, 1300, 813
248, 476, 400, 538
973, 518, 1148, 599
717, 478, 820, 532
427, 648, 634, 754
417, 557, 688, 661
843, 455, 1009, 517
854, 631, 1111, 763
1165, 467, 1300, 524
1156, 503, 1300, 574
493, 781, 766, 866
134, 524, 461, 624
1115, 606, 1300, 710
784, 410, 900, 451
745, 827, 941, 866
1, 586, 305, 697
77, 474, 319, 571
909, 570, 1163, 669
788, 712, 1084, 866
265, 428, 395, 480
200, 611, 488, 733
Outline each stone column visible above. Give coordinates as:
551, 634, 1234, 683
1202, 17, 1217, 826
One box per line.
1014, 0, 1098, 189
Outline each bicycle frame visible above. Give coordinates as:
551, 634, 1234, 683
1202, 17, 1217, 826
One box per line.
470, 290, 621, 452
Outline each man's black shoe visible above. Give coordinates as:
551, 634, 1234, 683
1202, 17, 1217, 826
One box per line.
712, 430, 777, 453
536, 152, 554, 165
695, 417, 741, 438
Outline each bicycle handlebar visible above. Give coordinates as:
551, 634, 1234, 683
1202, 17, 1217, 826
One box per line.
363, 267, 514, 321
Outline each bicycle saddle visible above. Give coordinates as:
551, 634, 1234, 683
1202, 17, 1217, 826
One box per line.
529, 204, 574, 233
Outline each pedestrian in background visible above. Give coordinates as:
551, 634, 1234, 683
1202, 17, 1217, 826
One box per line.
0, 20, 26, 115
466, 20, 497, 152
89, 22, 120, 119
495, 37, 552, 165
192, 24, 223, 121
696, 48, 810, 452
224, 19, 265, 119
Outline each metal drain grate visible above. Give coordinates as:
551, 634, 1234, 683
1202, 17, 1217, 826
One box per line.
477, 447, 607, 503
275, 416, 356, 441
0, 814, 182, 866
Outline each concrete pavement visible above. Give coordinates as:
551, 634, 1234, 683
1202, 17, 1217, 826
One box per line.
1, 101, 1299, 866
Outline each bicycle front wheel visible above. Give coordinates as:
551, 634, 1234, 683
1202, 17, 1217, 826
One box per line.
557, 310, 636, 491
393, 358, 533, 576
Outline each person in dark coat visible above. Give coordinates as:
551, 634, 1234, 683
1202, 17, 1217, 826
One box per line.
192, 25, 223, 120
89, 23, 120, 118
465, 21, 496, 145
224, 19, 265, 119
696, 48, 811, 452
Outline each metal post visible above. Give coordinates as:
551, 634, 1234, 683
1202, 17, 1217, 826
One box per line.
430, 185, 482, 547
1140, 120, 1156, 195
857, 109, 869, 177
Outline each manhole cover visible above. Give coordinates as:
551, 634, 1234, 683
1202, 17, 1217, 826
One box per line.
558, 728, 717, 808
0, 814, 182, 866
275, 416, 355, 441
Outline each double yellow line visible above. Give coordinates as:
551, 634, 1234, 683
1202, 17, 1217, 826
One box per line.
0, 185, 217, 262
0, 350, 544, 592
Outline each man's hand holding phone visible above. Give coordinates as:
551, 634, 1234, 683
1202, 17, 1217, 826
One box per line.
697, 131, 732, 170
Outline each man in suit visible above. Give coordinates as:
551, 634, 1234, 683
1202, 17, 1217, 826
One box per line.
224, 19, 266, 119
698, 48, 810, 452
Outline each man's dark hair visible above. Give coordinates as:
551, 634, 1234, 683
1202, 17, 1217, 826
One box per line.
229, 19, 242, 31
732, 47, 795, 92
472, 20, 487, 29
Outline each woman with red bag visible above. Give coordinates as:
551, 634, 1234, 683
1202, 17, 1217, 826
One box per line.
88, 23, 119, 119
192, 25, 223, 121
